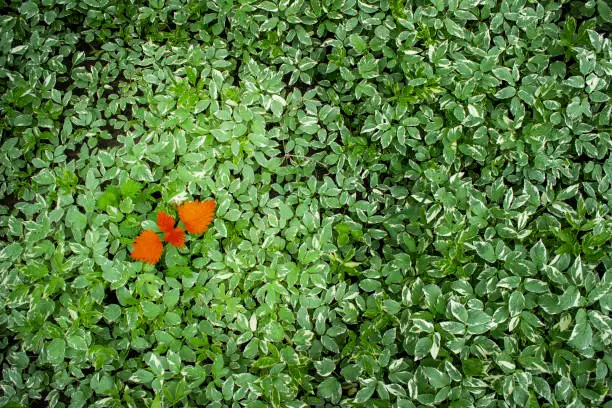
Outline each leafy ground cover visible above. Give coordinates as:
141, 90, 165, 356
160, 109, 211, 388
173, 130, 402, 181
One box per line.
1, 0, 611, 407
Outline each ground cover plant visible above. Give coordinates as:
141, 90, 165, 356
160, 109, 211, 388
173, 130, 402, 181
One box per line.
0, 0, 611, 406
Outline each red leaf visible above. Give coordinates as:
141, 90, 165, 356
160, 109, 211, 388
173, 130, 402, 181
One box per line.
177, 199, 216, 235
130, 230, 163, 264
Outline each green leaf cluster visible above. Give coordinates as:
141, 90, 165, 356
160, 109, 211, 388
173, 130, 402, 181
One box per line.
1, 0, 611, 407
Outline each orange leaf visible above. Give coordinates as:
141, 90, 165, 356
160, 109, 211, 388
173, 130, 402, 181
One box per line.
130, 230, 163, 264
164, 227, 185, 248
157, 211, 176, 233
177, 199, 216, 234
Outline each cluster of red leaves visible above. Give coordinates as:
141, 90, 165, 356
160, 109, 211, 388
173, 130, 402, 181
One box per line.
130, 199, 216, 265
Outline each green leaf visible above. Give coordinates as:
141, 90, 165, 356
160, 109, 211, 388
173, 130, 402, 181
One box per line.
318, 377, 342, 402
0, 242, 23, 261
422, 366, 451, 388
348, 34, 368, 53
565, 76, 585, 88
131, 163, 155, 182
568, 309, 592, 351
104, 304, 122, 322
353, 384, 376, 404
466, 310, 493, 334
142, 302, 162, 319
568, 255, 583, 286
494, 86, 516, 99
19, 1, 38, 18
530, 240, 547, 267
264, 321, 285, 342
492, 67, 514, 83
524, 279, 548, 293
474, 241, 496, 263
599, 0, 612, 22
444, 18, 464, 38
102, 267, 122, 283
314, 358, 335, 376
414, 336, 433, 360
449, 300, 468, 323
13, 114, 33, 127
47, 338, 66, 365
462, 359, 484, 377
164, 288, 181, 308
146, 353, 164, 376
67, 335, 88, 351
130, 369, 155, 383
508, 291, 525, 317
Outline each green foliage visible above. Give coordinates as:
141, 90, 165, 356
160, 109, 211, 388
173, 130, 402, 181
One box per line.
97, 186, 121, 211
1, 0, 612, 407
120, 179, 143, 200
